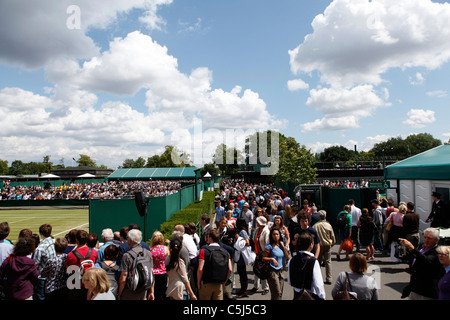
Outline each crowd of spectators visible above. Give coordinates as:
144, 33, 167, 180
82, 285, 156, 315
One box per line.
314, 179, 384, 189
0, 179, 188, 201
1, 178, 449, 302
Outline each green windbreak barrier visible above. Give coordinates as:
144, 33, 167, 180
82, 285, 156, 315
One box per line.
89, 183, 199, 242
107, 167, 198, 180
321, 187, 378, 230
0, 199, 89, 207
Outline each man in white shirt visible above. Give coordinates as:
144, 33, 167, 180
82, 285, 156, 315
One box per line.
174, 225, 198, 261
349, 199, 362, 252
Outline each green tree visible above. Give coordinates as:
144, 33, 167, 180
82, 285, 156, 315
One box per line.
404, 133, 441, 156
370, 136, 408, 160
9, 160, 25, 176
76, 154, 97, 167
318, 145, 354, 163
244, 131, 316, 183
213, 143, 243, 176
0, 159, 8, 175
145, 146, 192, 168
274, 134, 317, 185
200, 162, 220, 177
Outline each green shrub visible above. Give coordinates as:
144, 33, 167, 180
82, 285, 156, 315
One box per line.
160, 191, 216, 240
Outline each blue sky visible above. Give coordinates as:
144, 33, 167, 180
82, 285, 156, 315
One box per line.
1, 0, 449, 169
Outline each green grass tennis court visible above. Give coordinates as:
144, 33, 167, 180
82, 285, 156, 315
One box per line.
0, 208, 89, 242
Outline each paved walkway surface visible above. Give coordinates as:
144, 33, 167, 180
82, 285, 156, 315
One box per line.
228, 244, 410, 301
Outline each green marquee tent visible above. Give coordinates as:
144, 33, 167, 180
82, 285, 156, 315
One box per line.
107, 167, 199, 180
384, 144, 450, 180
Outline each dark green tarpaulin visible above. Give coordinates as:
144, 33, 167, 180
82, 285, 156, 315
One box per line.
384, 145, 450, 180
107, 167, 198, 180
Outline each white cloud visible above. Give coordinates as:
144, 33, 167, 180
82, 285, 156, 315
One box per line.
302, 85, 389, 131
0, 0, 172, 69
1, 28, 286, 168
289, 0, 450, 87
409, 72, 425, 85
46, 31, 285, 132
0, 87, 52, 111
287, 79, 309, 91
289, 0, 450, 132
426, 90, 448, 98
178, 18, 203, 33
403, 108, 436, 128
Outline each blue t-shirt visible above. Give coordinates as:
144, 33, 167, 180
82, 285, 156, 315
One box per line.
265, 243, 284, 270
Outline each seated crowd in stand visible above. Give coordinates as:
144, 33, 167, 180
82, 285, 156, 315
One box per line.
0, 179, 189, 200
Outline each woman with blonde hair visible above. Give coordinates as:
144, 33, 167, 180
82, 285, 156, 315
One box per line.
150, 230, 169, 300
82, 267, 115, 300
385, 203, 406, 262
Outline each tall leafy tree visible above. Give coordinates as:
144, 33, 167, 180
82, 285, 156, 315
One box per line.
76, 154, 97, 167
274, 134, 317, 185
404, 133, 441, 155
244, 131, 316, 183
213, 143, 243, 176
318, 145, 354, 162
0, 159, 8, 175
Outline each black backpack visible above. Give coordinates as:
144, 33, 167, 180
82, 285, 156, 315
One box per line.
203, 246, 229, 283
337, 212, 347, 229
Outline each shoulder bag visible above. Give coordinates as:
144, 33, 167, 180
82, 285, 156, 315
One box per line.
333, 272, 359, 300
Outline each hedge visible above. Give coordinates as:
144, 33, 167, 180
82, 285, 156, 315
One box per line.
160, 190, 216, 240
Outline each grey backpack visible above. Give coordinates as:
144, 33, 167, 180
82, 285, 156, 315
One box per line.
126, 247, 154, 291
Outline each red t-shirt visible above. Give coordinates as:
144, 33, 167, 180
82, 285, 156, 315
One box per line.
65, 246, 98, 267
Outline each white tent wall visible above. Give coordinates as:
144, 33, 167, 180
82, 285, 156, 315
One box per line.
415, 180, 432, 231
387, 178, 450, 233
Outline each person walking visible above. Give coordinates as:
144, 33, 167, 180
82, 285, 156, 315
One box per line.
287, 232, 325, 300
349, 199, 362, 252
165, 238, 197, 300
371, 199, 385, 252
312, 210, 335, 284
385, 203, 406, 263
357, 208, 376, 261
117, 229, 154, 300
336, 206, 352, 261
251, 215, 270, 295
150, 231, 169, 300
197, 229, 232, 300
331, 253, 379, 300
263, 227, 290, 300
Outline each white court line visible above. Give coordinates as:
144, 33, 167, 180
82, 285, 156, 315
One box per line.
6, 217, 37, 224
53, 223, 90, 237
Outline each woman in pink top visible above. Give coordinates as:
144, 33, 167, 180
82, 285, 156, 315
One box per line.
150, 231, 169, 300
385, 203, 406, 262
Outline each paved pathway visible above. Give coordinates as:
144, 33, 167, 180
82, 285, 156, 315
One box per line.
228, 244, 410, 301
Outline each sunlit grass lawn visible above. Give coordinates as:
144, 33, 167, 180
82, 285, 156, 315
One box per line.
0, 208, 89, 243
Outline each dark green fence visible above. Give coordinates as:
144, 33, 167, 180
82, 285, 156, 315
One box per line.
89, 183, 202, 242
0, 199, 89, 207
